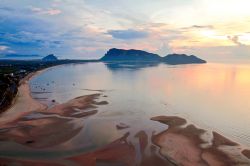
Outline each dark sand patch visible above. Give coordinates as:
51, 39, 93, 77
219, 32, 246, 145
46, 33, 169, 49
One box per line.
68, 132, 136, 166
212, 131, 238, 147
81, 89, 113, 92
45, 93, 102, 117
151, 116, 249, 166
116, 123, 130, 130
31, 91, 52, 94
0, 93, 107, 148
242, 149, 250, 159
0, 116, 82, 148
68, 132, 175, 166
0, 131, 175, 166
151, 116, 186, 127
94, 101, 109, 105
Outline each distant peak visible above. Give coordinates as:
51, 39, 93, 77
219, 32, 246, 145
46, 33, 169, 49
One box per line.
101, 48, 161, 62
163, 53, 206, 65
42, 54, 58, 61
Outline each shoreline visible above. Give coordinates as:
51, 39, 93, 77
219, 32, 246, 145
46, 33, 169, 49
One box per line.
0, 68, 50, 125
0, 59, 99, 113
0, 62, 84, 124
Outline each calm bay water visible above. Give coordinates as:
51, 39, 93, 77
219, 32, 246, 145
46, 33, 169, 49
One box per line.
30, 62, 250, 149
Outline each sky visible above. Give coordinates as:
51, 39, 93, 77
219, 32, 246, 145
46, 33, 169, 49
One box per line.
0, 0, 250, 62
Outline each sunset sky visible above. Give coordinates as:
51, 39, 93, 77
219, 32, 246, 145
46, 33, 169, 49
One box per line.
0, 0, 250, 62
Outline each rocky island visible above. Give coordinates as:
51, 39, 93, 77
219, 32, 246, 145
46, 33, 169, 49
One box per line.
101, 48, 161, 62
162, 53, 206, 65
100, 48, 206, 64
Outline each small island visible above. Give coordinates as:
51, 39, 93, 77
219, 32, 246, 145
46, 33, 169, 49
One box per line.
162, 53, 206, 65
100, 48, 206, 64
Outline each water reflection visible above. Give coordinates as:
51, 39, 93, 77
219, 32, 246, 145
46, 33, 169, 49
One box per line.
104, 62, 160, 72
1, 62, 250, 165
27, 63, 250, 146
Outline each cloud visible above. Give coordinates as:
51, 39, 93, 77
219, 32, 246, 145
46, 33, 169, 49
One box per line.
182, 25, 214, 30
31, 7, 62, 15
227, 35, 245, 46
191, 25, 214, 29
0, 45, 15, 54
0, 45, 8, 51
0, 8, 67, 55
107, 29, 149, 40
156, 42, 172, 56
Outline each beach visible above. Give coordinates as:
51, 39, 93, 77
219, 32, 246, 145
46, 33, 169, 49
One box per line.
0, 70, 48, 126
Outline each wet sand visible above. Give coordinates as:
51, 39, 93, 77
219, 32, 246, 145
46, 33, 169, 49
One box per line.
242, 150, 250, 159
151, 116, 250, 166
2, 113, 250, 165
0, 82, 173, 166
0, 92, 106, 148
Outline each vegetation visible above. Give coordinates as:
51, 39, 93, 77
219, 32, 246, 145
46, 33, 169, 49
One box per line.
0, 59, 98, 112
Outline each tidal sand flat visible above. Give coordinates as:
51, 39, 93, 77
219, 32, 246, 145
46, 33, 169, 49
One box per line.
151, 116, 249, 166
1, 63, 250, 166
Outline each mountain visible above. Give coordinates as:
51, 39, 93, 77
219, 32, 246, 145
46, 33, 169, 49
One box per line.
100, 48, 161, 62
100, 48, 206, 64
162, 54, 206, 65
42, 54, 58, 61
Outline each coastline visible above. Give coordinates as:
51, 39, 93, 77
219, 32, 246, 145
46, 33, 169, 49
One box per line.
0, 62, 82, 124
0, 68, 49, 125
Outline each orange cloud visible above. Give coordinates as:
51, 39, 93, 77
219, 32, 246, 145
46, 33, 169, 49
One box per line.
31, 7, 61, 15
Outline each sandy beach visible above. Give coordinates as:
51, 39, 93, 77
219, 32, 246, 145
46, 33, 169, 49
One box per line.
0, 70, 48, 126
